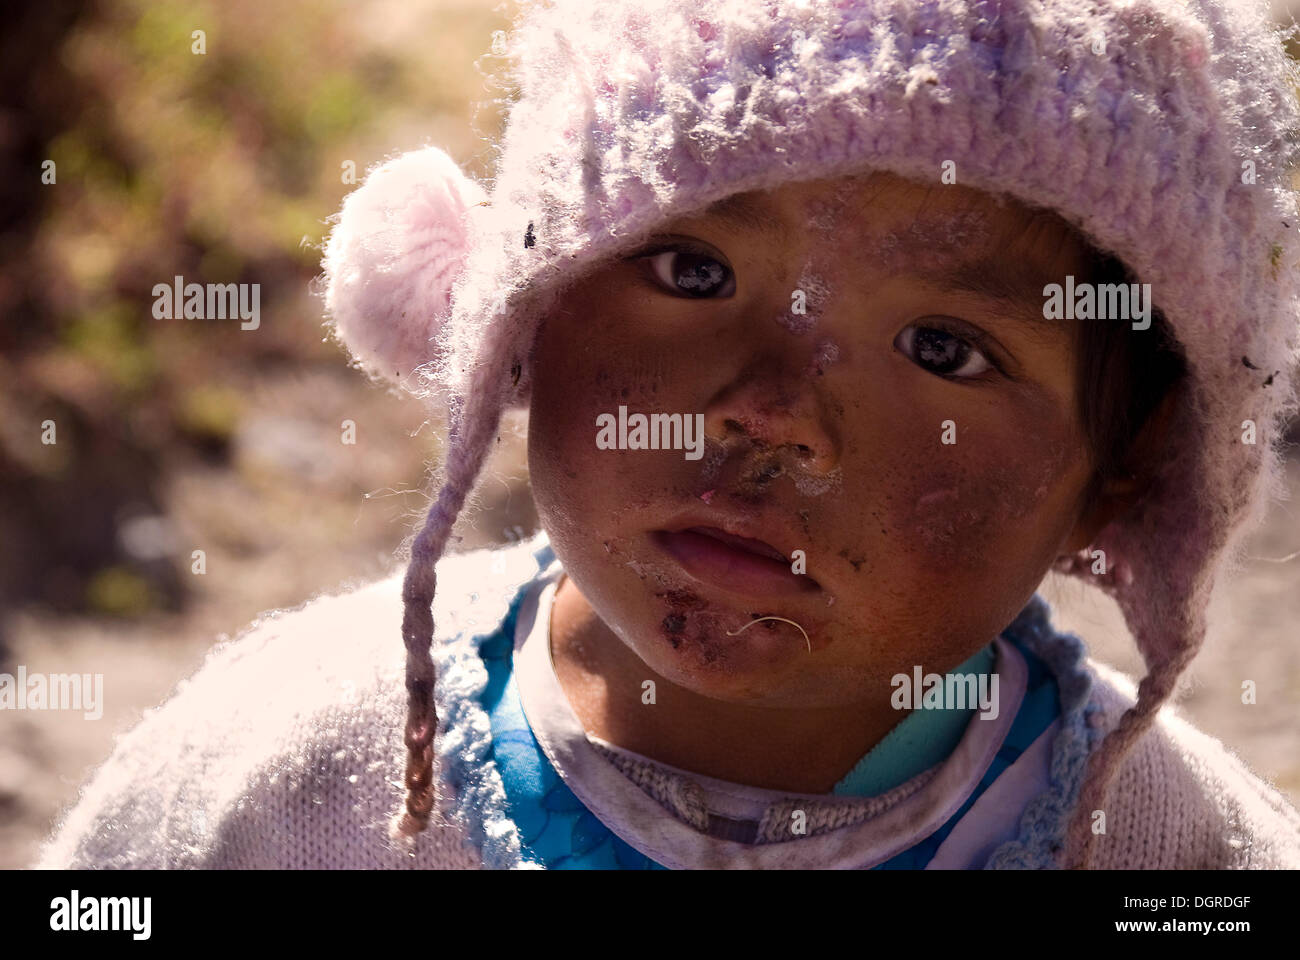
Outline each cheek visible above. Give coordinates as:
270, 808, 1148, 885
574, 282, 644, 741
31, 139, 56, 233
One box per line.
527, 307, 705, 554
878, 403, 1084, 572
640, 584, 840, 698
530, 309, 658, 478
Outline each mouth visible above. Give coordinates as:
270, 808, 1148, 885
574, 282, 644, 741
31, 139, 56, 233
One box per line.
650, 525, 821, 598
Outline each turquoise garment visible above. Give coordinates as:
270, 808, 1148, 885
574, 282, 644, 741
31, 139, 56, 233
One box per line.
832, 643, 997, 797
483, 631, 655, 869
872, 634, 1062, 868
480, 545, 1061, 869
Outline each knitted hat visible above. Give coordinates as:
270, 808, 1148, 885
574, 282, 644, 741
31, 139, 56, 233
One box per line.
320, 0, 1300, 868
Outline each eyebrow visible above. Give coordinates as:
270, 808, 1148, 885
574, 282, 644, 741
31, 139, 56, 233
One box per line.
884, 208, 1085, 325
891, 245, 1085, 341
928, 256, 1057, 316
701, 192, 787, 239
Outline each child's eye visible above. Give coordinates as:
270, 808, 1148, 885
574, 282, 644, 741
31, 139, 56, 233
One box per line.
639, 245, 736, 299
894, 322, 992, 379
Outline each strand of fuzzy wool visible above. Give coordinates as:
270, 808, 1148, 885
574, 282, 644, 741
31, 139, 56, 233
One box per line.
725, 616, 812, 652
1062, 639, 1202, 868
393, 373, 510, 840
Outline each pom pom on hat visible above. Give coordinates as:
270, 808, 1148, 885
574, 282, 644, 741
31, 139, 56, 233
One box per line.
322, 146, 486, 390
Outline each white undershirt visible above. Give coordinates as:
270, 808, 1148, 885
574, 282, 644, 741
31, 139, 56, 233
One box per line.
510, 556, 1060, 868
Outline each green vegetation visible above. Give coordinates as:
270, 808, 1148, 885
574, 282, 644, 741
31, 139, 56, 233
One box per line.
3, 0, 513, 615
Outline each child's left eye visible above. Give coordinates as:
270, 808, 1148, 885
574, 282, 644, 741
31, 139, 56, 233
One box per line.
639, 246, 737, 299
894, 323, 992, 379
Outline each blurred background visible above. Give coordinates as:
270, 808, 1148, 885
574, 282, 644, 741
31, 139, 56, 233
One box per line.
1, 0, 1298, 869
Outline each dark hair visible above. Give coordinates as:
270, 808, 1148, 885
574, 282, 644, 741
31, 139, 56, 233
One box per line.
1073, 248, 1188, 511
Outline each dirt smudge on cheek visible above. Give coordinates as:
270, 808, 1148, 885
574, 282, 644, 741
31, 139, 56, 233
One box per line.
655, 588, 703, 607
655, 601, 732, 665
901, 433, 1076, 567
837, 547, 867, 572
594, 531, 678, 588
593, 543, 739, 664
907, 475, 996, 563
652, 588, 833, 669
792, 464, 841, 498
695, 439, 729, 489
655, 588, 705, 647
808, 339, 840, 377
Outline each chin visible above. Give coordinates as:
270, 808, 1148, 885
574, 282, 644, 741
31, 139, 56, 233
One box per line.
606, 606, 822, 704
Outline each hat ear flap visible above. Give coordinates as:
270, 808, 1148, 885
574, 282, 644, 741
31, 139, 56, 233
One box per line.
322, 146, 486, 390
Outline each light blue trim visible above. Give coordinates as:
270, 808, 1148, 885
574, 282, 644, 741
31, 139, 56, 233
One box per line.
833, 643, 997, 797
982, 595, 1105, 869
428, 538, 552, 870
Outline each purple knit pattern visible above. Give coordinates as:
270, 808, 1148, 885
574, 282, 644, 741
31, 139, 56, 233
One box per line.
326, 0, 1300, 866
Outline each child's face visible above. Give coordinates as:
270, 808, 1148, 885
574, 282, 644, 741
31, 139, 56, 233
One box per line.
528, 172, 1100, 708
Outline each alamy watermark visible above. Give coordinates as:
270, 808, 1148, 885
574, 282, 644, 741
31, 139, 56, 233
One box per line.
50, 891, 150, 940
0, 666, 103, 720
152, 275, 260, 330
596, 406, 705, 460
1042, 275, 1151, 331
891, 664, 999, 720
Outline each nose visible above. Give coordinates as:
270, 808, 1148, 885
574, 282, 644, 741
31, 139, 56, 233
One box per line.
702, 372, 839, 476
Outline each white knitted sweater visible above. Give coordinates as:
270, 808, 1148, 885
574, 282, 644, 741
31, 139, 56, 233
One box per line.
33, 539, 1300, 869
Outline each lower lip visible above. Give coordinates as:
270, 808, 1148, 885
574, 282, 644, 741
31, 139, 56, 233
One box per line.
651, 529, 820, 598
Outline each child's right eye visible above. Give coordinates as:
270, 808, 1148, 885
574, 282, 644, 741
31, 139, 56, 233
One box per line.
635, 242, 737, 299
